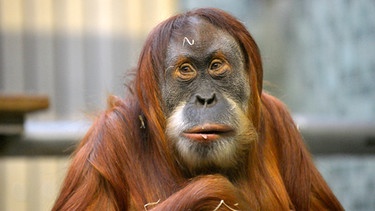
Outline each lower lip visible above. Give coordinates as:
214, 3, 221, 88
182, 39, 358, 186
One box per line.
182, 124, 234, 142
182, 133, 221, 142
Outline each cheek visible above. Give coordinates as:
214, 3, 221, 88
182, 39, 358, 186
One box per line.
160, 78, 196, 117
161, 82, 186, 116
165, 102, 188, 140
240, 82, 251, 111
231, 76, 251, 112
220, 84, 250, 114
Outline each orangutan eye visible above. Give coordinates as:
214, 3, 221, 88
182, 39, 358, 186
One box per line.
209, 59, 229, 77
210, 60, 223, 70
175, 63, 197, 81
180, 64, 193, 73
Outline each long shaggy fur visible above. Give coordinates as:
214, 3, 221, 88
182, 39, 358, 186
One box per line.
52, 8, 343, 211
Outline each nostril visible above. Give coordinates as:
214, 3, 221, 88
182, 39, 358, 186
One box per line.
206, 93, 216, 105
195, 93, 217, 107
196, 95, 206, 106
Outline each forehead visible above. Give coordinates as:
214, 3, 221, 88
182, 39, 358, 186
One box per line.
166, 17, 242, 63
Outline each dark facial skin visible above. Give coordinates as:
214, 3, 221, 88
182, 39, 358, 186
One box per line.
160, 17, 256, 175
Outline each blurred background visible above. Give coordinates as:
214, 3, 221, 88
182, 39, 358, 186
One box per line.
0, 0, 374, 210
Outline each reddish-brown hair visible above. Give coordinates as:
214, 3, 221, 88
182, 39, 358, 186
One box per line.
53, 8, 343, 210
